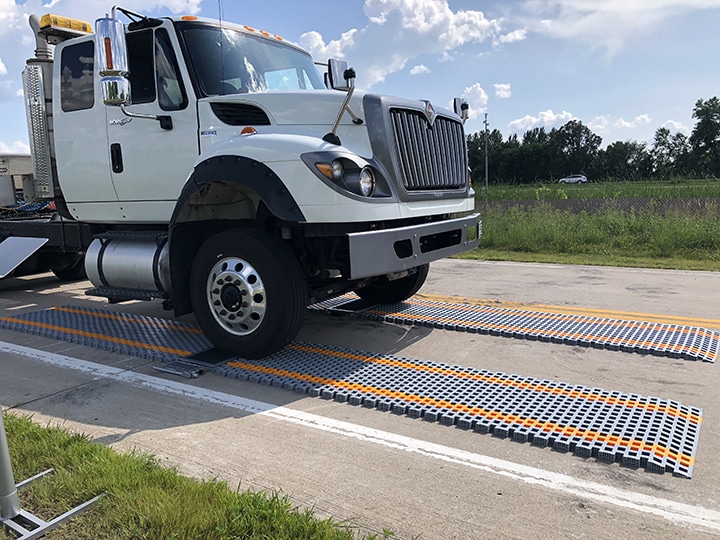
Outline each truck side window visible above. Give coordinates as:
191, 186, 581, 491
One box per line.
127, 30, 155, 104
155, 29, 187, 111
60, 41, 94, 112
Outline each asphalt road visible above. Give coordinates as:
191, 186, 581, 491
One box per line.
1, 259, 720, 539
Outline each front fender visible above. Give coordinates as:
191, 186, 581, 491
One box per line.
171, 155, 305, 225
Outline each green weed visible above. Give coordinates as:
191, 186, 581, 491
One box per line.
1, 413, 385, 540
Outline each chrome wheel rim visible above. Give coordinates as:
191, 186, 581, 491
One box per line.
206, 257, 266, 336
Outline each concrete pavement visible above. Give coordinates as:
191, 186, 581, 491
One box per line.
1, 261, 720, 539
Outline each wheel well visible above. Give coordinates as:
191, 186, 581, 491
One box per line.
172, 181, 260, 224
168, 154, 306, 316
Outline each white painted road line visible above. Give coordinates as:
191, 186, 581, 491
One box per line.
2, 340, 720, 533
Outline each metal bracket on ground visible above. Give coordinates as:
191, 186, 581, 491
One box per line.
153, 361, 203, 379
1, 410, 102, 539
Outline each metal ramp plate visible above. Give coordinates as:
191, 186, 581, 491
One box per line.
312, 295, 720, 363
0, 237, 48, 278
0, 305, 705, 478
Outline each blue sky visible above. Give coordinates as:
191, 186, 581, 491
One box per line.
1, 0, 719, 153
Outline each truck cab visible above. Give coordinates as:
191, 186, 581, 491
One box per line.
15, 7, 480, 358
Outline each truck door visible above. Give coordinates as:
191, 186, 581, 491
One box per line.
53, 37, 117, 207
107, 25, 198, 222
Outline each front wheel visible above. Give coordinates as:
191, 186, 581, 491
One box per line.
190, 228, 307, 359
355, 264, 429, 304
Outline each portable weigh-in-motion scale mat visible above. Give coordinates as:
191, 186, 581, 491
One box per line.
0, 297, 715, 479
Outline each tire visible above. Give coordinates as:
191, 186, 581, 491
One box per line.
355, 264, 429, 304
190, 228, 307, 359
51, 253, 87, 281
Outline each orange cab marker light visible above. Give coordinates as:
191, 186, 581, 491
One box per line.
274, 35, 283, 41
181, 15, 198, 21
240, 126, 257, 135
104, 37, 113, 70
244, 25, 255, 32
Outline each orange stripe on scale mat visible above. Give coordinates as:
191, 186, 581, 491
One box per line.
0, 305, 704, 478
311, 295, 720, 363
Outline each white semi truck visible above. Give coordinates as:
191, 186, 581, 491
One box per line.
2, 7, 480, 358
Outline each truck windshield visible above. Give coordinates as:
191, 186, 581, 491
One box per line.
177, 22, 325, 96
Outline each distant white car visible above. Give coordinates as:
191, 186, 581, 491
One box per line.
558, 174, 588, 184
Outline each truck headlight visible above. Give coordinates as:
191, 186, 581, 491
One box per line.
339, 166, 376, 197
331, 160, 344, 180
317, 159, 375, 197
358, 167, 376, 196
303, 151, 391, 199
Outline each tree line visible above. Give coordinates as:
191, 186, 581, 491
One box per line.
467, 97, 720, 185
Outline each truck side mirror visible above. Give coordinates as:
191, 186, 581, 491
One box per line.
327, 59, 355, 92
453, 98, 469, 123
95, 14, 131, 106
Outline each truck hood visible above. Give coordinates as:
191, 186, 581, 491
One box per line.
203, 89, 368, 127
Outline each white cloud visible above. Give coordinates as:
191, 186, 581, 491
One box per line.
300, 0, 502, 87
614, 114, 652, 128
460, 83, 488, 120
299, 29, 357, 60
509, 109, 576, 132
0, 140, 30, 153
410, 64, 430, 75
663, 120, 689, 133
520, 0, 720, 54
494, 83, 511, 99
0, 58, 6, 76
498, 28, 527, 44
588, 115, 610, 132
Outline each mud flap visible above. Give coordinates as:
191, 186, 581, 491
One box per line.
0, 237, 48, 278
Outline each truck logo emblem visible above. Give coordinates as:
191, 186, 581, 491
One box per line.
200, 130, 218, 137
421, 100, 436, 127
110, 118, 132, 126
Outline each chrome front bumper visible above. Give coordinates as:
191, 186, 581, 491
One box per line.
347, 213, 481, 279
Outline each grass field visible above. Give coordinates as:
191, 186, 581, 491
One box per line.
0, 413, 384, 540
467, 179, 720, 271
477, 178, 720, 201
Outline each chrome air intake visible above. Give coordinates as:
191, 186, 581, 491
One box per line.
22, 65, 54, 199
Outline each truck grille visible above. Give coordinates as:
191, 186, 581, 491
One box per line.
389, 109, 467, 191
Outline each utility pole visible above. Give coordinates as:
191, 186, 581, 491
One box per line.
483, 112, 489, 194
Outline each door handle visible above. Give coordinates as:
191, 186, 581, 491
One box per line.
110, 143, 123, 173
